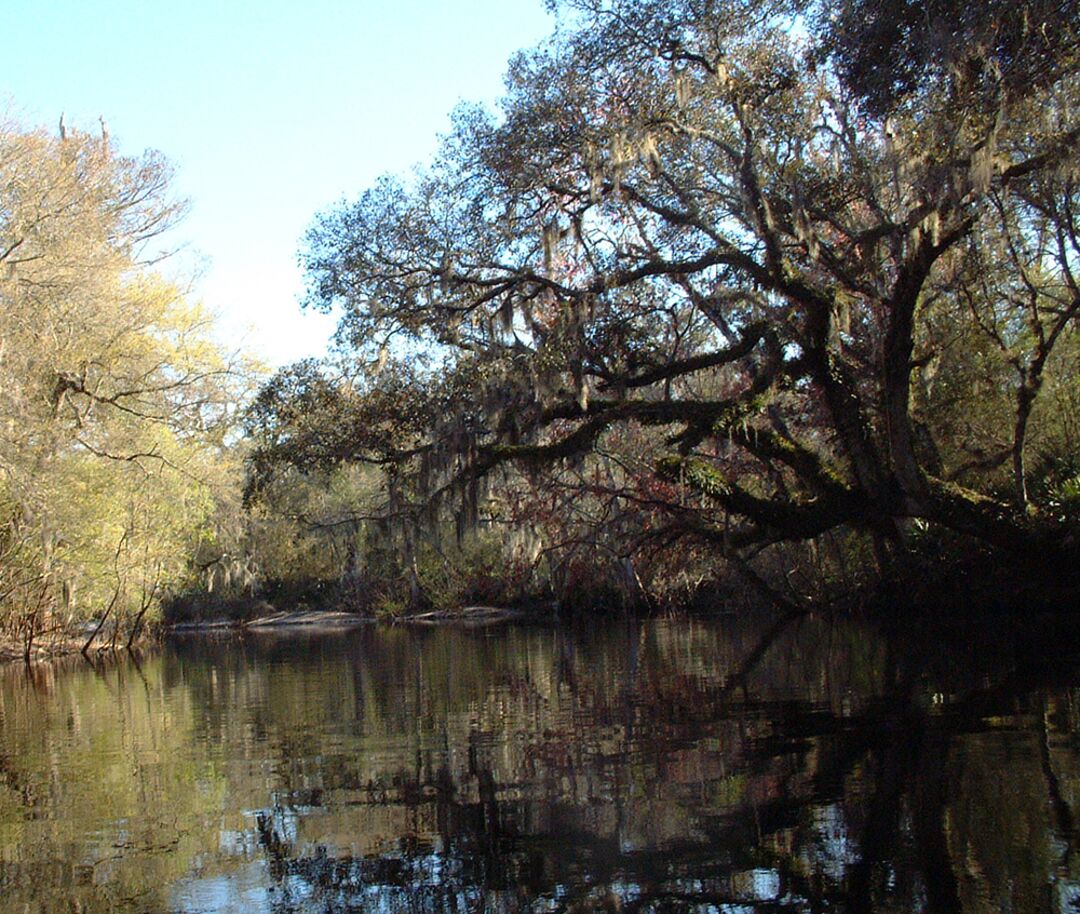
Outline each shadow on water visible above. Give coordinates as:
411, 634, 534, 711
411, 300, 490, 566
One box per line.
2, 609, 1080, 912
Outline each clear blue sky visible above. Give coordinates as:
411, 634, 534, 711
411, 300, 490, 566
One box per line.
3, 0, 554, 366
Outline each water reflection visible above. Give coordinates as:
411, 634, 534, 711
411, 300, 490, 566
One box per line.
1, 611, 1079, 912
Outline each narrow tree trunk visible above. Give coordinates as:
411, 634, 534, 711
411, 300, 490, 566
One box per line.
22, 578, 51, 665
125, 603, 150, 651
1013, 382, 1037, 506
82, 589, 119, 656
126, 573, 159, 651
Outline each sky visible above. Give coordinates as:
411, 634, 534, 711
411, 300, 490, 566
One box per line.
3, 0, 555, 366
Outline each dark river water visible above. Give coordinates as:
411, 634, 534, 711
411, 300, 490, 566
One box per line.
2, 610, 1080, 913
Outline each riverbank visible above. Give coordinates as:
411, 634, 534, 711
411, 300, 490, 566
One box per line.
171, 609, 370, 632
170, 604, 540, 632
8, 552, 1077, 665
0, 632, 131, 664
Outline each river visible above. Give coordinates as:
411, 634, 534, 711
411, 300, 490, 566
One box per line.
1, 610, 1078, 912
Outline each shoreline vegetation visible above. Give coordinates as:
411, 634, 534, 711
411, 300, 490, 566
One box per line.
5, 545, 1076, 666
3, 0, 1079, 661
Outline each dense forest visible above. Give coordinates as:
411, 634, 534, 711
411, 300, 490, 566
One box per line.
3, 0, 1080, 654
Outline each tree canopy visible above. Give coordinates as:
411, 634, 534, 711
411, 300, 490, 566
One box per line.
0, 116, 248, 651
249, 0, 1080, 605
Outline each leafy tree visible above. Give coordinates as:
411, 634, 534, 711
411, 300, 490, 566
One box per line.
251, 0, 1080, 602
820, 0, 1079, 116
0, 115, 246, 651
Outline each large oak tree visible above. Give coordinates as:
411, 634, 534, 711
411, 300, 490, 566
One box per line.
251, 0, 1080, 594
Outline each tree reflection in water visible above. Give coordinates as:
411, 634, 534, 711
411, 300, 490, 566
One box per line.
2, 611, 1080, 912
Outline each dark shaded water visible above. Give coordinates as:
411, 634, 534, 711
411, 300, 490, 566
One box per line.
2, 611, 1080, 912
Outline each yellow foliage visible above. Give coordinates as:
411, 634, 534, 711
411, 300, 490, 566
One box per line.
0, 115, 251, 641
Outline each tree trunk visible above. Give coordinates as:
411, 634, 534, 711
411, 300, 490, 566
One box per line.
1013, 381, 1037, 506
82, 589, 119, 655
